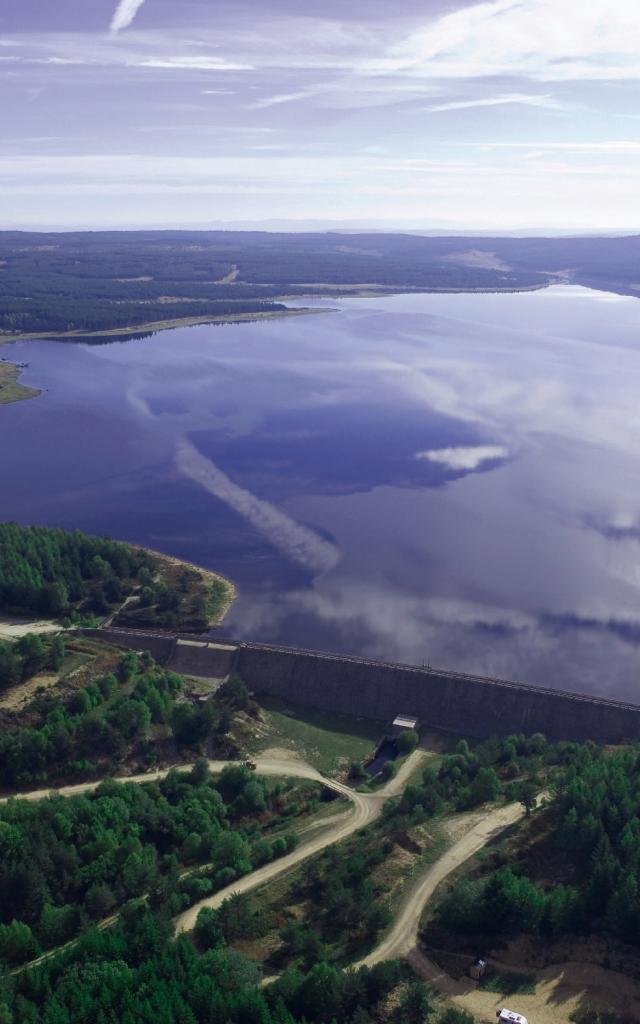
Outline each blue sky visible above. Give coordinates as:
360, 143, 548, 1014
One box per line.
2, 0, 640, 229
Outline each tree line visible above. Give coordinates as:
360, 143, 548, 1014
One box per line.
2, 897, 473, 1024
0, 522, 150, 619
385, 732, 561, 830
428, 741, 640, 948
0, 522, 229, 632
0, 758, 313, 967
0, 655, 254, 790
0, 633, 65, 694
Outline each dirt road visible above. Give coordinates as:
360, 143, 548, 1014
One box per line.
5, 750, 427, 974
174, 751, 427, 934
359, 798, 640, 1024
8, 751, 638, 1020
0, 756, 342, 804
0, 747, 425, 806
358, 801, 525, 969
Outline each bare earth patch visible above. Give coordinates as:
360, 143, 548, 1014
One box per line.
259, 746, 299, 761
440, 249, 512, 271
410, 954, 640, 1024
0, 617, 61, 640
0, 672, 60, 711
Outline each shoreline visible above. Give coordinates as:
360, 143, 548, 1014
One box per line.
128, 543, 237, 630
0, 282, 557, 345
278, 281, 551, 298
0, 305, 326, 344
0, 360, 41, 405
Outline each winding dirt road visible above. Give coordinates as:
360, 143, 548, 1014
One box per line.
358, 801, 525, 969
358, 797, 640, 1024
6, 754, 638, 1020
0, 752, 423, 807
4, 751, 427, 971
174, 751, 426, 934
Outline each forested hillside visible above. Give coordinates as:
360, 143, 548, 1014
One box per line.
0, 632, 65, 694
0, 522, 231, 631
426, 743, 640, 950
2, 914, 415, 1024
2, 229, 639, 336
0, 522, 150, 619
0, 651, 255, 788
0, 758, 313, 965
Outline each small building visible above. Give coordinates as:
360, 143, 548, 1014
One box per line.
469, 958, 486, 980
497, 1010, 529, 1024
391, 714, 419, 736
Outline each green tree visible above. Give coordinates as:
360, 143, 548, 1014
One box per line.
400, 981, 434, 1023
49, 635, 65, 671
517, 779, 538, 817
218, 675, 250, 709
85, 883, 116, 920
194, 907, 225, 951
439, 1009, 475, 1024
396, 729, 419, 754
0, 920, 41, 965
40, 581, 69, 617
16, 634, 47, 676
470, 767, 501, 805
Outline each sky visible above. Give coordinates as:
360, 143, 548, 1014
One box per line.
2, 0, 640, 230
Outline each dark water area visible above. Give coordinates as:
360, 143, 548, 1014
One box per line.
3, 286, 640, 701
366, 740, 397, 777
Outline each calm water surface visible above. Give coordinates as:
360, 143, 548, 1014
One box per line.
3, 286, 640, 699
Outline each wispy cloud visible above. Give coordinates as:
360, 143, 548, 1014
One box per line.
427, 93, 564, 113
385, 0, 640, 81
249, 90, 316, 110
5, 1, 640, 228
110, 0, 147, 35
467, 140, 640, 152
416, 445, 509, 471
135, 56, 254, 71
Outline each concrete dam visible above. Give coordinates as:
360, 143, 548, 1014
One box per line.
88, 626, 640, 744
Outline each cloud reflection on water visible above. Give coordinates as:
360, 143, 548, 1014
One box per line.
7, 286, 640, 699
175, 437, 340, 575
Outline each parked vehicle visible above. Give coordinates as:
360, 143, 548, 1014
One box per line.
497, 1010, 528, 1024
242, 759, 257, 771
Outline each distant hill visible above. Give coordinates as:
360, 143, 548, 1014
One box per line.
0, 230, 639, 336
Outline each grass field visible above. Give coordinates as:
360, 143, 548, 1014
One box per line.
0, 361, 40, 404
250, 696, 382, 775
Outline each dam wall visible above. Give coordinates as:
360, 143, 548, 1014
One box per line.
168, 638, 237, 679
86, 628, 640, 744
86, 627, 177, 663
234, 643, 640, 744
84, 627, 236, 679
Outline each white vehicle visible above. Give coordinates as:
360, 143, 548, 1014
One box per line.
497, 1011, 529, 1024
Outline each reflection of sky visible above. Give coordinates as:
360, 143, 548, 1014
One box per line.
3, 285, 640, 699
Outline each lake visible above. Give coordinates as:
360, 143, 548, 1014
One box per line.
3, 285, 640, 700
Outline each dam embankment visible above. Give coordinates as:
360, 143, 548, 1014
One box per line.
87, 627, 640, 744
